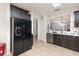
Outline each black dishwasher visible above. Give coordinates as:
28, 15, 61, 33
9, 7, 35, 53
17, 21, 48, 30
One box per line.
47, 33, 53, 44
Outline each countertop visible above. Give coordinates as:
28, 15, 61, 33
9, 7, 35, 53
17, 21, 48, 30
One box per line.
47, 31, 79, 37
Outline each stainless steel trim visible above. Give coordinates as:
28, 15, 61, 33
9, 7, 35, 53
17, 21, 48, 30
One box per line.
12, 17, 14, 55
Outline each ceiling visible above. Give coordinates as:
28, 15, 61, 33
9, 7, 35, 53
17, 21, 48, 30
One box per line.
11, 3, 79, 17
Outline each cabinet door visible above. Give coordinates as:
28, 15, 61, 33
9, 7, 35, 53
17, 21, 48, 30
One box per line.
13, 7, 21, 18
67, 36, 72, 49
74, 11, 79, 27
10, 6, 14, 17
53, 34, 58, 45
57, 35, 62, 46
53, 34, 61, 46
75, 37, 79, 51
21, 10, 31, 20
10, 6, 21, 18
61, 35, 67, 48
21, 10, 27, 19
71, 37, 79, 52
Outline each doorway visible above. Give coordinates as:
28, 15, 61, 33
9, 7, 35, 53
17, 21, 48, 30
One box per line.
33, 19, 38, 40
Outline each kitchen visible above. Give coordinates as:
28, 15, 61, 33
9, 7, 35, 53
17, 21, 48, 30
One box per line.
0, 3, 79, 56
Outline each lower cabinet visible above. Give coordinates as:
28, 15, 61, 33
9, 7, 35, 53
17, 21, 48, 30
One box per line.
53, 34, 79, 52
66, 36, 72, 49
61, 35, 67, 48
53, 34, 61, 46
70, 37, 79, 52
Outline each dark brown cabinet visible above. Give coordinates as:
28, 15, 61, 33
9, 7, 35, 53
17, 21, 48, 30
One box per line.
53, 34, 61, 46
60, 35, 67, 48
66, 36, 72, 49
10, 5, 22, 18
10, 5, 30, 20
53, 34, 79, 52
74, 11, 79, 27
70, 37, 79, 52
75, 37, 79, 51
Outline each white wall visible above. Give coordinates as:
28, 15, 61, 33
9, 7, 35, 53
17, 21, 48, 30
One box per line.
38, 15, 48, 42
0, 3, 8, 42
33, 19, 37, 36
6, 4, 10, 55
0, 3, 10, 55
31, 12, 34, 35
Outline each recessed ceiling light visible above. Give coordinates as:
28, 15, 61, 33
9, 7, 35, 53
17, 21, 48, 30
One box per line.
51, 3, 62, 7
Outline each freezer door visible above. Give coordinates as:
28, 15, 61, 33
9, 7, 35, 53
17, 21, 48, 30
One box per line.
12, 18, 24, 56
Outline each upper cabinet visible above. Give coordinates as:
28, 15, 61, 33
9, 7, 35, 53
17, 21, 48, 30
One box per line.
10, 5, 31, 20
21, 10, 31, 20
10, 5, 21, 18
74, 11, 79, 27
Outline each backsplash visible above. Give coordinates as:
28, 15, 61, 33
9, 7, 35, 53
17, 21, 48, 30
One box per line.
48, 11, 79, 36
49, 14, 70, 31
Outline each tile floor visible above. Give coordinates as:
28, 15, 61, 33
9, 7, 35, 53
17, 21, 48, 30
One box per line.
7, 37, 79, 56
18, 38, 79, 56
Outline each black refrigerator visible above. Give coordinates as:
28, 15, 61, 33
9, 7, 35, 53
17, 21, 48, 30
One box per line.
10, 17, 33, 56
